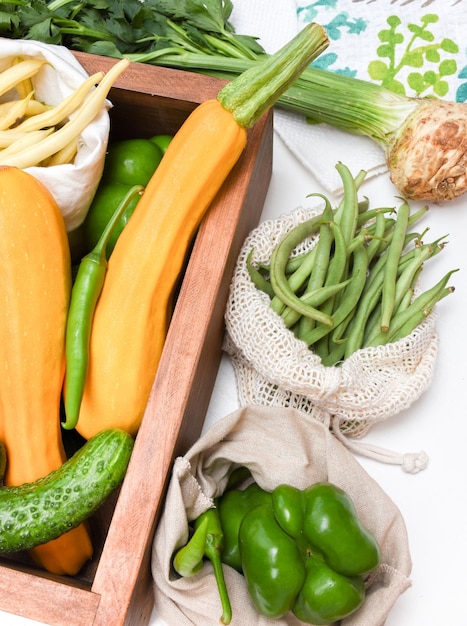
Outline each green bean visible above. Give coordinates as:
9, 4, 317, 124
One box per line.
284, 204, 335, 326
296, 219, 348, 339
346, 240, 428, 355
357, 196, 370, 214
334, 162, 360, 244
63, 184, 144, 430
361, 240, 440, 347
277, 201, 335, 322
360, 242, 410, 308
389, 287, 454, 343
320, 163, 362, 327
300, 242, 369, 347
380, 202, 410, 332
321, 340, 347, 366
362, 301, 382, 347
356, 206, 395, 228
393, 242, 434, 312
330, 307, 355, 346
282, 276, 353, 328
269, 208, 335, 325
246, 248, 275, 298
269, 209, 326, 314
333, 167, 367, 225
376, 205, 428, 258
305, 202, 335, 290
396, 286, 415, 315
367, 269, 458, 347
344, 270, 385, 358
284, 247, 314, 274
365, 209, 388, 264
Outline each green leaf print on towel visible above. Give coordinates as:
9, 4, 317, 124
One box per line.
368, 14, 458, 97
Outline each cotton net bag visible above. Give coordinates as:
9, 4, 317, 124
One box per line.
224, 204, 439, 472
152, 406, 412, 626
0, 38, 110, 231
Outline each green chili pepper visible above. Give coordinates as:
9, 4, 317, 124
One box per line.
173, 515, 209, 577
217, 481, 380, 624
173, 507, 232, 625
62, 185, 144, 430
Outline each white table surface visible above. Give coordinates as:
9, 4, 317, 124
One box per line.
2, 130, 466, 626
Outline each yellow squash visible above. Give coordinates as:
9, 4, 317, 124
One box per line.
74, 23, 329, 439
0, 166, 93, 575
76, 99, 247, 438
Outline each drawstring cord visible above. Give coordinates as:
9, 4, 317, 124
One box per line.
331, 414, 429, 473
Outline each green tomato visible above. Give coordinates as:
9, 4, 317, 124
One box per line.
82, 183, 141, 255
149, 134, 173, 154
103, 138, 163, 186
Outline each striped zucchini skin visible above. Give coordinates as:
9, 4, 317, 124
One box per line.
0, 428, 133, 554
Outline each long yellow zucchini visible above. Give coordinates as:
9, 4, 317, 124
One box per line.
0, 165, 93, 574
74, 23, 329, 438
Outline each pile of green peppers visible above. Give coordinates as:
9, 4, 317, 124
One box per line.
173, 474, 381, 625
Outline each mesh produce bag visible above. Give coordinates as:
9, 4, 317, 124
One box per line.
152, 406, 412, 626
224, 206, 438, 472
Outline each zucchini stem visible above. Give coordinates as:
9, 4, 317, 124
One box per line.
217, 23, 329, 128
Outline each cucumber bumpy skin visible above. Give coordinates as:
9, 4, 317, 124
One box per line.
0, 428, 134, 554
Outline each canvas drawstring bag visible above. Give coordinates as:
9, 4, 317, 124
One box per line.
224, 206, 438, 472
152, 406, 412, 626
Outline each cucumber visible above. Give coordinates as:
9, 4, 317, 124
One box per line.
0, 428, 134, 554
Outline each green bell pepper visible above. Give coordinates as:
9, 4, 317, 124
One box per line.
81, 135, 172, 255
174, 479, 380, 625
81, 183, 141, 254
217, 481, 272, 572
235, 481, 380, 624
102, 137, 163, 186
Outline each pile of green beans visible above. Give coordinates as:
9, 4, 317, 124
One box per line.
247, 163, 457, 367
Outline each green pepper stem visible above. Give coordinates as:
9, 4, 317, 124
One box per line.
86, 184, 144, 267
217, 23, 328, 128
196, 508, 232, 625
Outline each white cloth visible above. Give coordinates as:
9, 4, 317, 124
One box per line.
230, 0, 467, 194
0, 38, 110, 231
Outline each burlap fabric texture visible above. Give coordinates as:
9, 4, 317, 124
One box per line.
152, 406, 412, 626
224, 206, 438, 471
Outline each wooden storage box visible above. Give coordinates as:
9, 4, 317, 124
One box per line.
0, 53, 273, 625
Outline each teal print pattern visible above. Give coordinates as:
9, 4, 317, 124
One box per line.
299, 2, 368, 76
457, 60, 467, 102
297, 0, 339, 23
368, 14, 459, 97
312, 53, 358, 77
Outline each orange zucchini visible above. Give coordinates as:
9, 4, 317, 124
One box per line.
74, 23, 328, 439
75, 99, 247, 438
0, 166, 93, 575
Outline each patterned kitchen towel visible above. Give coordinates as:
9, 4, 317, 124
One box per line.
231, 0, 467, 194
